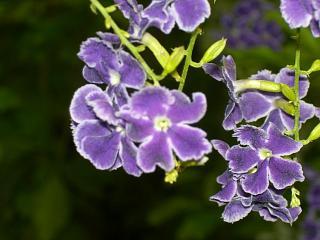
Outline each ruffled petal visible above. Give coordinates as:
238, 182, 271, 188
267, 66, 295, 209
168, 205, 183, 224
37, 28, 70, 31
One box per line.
233, 125, 268, 149
137, 132, 174, 172
222, 200, 253, 223
119, 137, 142, 176
268, 157, 304, 189
210, 180, 237, 204
223, 101, 243, 130
202, 63, 224, 81
241, 160, 269, 195
280, 0, 313, 28
211, 139, 230, 159
226, 145, 260, 173
167, 91, 207, 124
168, 124, 212, 161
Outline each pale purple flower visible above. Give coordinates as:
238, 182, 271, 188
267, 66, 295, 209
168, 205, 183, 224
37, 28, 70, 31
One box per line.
231, 124, 304, 195
78, 34, 146, 105
280, 0, 320, 37
120, 86, 212, 173
210, 140, 301, 224
70, 84, 142, 176
143, 0, 211, 34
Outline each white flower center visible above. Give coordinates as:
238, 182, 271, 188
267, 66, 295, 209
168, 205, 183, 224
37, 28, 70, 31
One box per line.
259, 148, 272, 160
115, 126, 125, 134
109, 70, 121, 86
154, 116, 171, 132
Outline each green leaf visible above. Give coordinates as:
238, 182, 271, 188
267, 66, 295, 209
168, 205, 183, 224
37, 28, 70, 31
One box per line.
200, 38, 226, 64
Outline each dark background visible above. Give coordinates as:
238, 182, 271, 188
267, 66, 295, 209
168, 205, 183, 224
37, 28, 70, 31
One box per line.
1, 0, 319, 239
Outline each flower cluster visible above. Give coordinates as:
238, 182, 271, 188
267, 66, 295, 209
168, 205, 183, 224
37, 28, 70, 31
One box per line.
216, 0, 284, 50
205, 55, 319, 223
280, 0, 320, 37
70, 0, 213, 177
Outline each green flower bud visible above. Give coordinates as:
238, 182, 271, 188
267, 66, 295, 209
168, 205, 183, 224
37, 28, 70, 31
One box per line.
290, 187, 301, 208
274, 99, 295, 116
234, 80, 282, 93
200, 38, 226, 64
164, 47, 185, 74
307, 59, 320, 74
141, 33, 170, 68
307, 122, 320, 142
280, 83, 296, 101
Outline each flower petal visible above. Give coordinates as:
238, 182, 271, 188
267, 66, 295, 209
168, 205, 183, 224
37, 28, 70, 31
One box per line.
226, 145, 260, 173
82, 66, 104, 84
168, 124, 212, 161
70, 84, 100, 123
129, 86, 174, 118
239, 92, 273, 122
137, 132, 174, 172
261, 109, 286, 132
223, 101, 243, 130
118, 51, 146, 89
170, 0, 210, 32
280, 0, 313, 28
202, 63, 224, 81
210, 180, 237, 204
265, 123, 302, 155
233, 125, 268, 149
242, 160, 269, 195
167, 91, 207, 124
119, 137, 142, 177
86, 90, 118, 125
268, 157, 304, 189
222, 200, 253, 223
211, 139, 230, 159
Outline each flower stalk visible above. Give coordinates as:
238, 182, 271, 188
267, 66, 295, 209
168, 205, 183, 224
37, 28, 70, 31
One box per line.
293, 29, 301, 141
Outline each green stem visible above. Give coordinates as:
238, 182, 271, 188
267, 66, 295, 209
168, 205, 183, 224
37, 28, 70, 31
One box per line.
178, 28, 202, 91
90, 0, 161, 85
293, 29, 301, 141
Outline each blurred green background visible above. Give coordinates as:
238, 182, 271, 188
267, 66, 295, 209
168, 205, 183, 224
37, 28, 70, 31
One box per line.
1, 0, 320, 239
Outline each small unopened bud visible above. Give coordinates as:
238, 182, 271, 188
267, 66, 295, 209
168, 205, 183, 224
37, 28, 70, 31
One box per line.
200, 38, 226, 64
307, 122, 320, 142
280, 83, 296, 101
290, 187, 301, 208
164, 47, 185, 73
307, 59, 320, 74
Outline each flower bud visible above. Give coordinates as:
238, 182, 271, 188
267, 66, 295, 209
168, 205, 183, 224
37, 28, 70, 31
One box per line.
307, 122, 320, 142
307, 59, 320, 74
200, 38, 226, 64
164, 47, 185, 73
280, 83, 296, 101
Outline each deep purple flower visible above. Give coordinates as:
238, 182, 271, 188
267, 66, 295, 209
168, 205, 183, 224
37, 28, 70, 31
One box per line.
78, 33, 146, 105
210, 140, 301, 224
280, 0, 320, 37
70, 84, 142, 176
230, 124, 304, 194
120, 86, 212, 173
143, 0, 211, 34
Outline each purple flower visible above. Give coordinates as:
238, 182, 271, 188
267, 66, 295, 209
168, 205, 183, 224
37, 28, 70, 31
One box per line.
230, 124, 304, 195
210, 140, 301, 224
120, 86, 212, 173
78, 33, 146, 105
204, 55, 316, 132
143, 0, 211, 34
280, 0, 320, 37
113, 0, 149, 39
70, 84, 142, 176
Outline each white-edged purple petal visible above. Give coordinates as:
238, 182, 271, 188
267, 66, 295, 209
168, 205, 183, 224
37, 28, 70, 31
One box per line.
289, 207, 302, 222
82, 66, 104, 84
233, 125, 268, 149
223, 101, 243, 130
222, 200, 253, 223
129, 86, 174, 118
266, 123, 302, 155
70, 84, 100, 123
86, 90, 118, 125
202, 63, 224, 81
241, 160, 269, 195
250, 69, 276, 82
211, 139, 230, 158
170, 0, 211, 32
210, 180, 237, 204
239, 92, 273, 122
168, 124, 212, 161
226, 145, 260, 173
280, 0, 313, 28
216, 170, 232, 185
258, 209, 277, 222
167, 91, 207, 124
118, 51, 146, 89
119, 137, 142, 177
261, 109, 286, 132
268, 207, 292, 223
137, 132, 174, 172
268, 156, 304, 189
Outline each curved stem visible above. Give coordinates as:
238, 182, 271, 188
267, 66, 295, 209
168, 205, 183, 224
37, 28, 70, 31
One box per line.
293, 29, 301, 141
178, 28, 202, 91
90, 0, 161, 85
